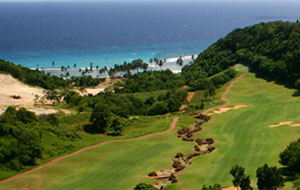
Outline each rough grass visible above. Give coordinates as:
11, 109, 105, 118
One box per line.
0, 114, 174, 181
1, 72, 300, 190
0, 115, 195, 190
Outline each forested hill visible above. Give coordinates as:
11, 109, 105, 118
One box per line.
183, 21, 300, 89
0, 60, 101, 89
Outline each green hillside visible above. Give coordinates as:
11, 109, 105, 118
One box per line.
1, 71, 300, 190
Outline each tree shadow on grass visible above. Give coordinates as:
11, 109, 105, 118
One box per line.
292, 90, 300, 97
83, 124, 102, 134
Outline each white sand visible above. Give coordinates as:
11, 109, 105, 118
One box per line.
208, 105, 249, 115
269, 121, 300, 128
0, 74, 57, 115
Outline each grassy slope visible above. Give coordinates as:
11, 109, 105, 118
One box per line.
0, 114, 195, 190
174, 73, 300, 190
0, 113, 174, 181
1, 71, 300, 190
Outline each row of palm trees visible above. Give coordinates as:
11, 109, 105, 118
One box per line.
49, 54, 196, 78
108, 59, 149, 78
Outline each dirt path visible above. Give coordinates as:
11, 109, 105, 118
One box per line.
180, 91, 195, 111
202, 74, 246, 115
0, 117, 179, 184
0, 74, 246, 184
186, 92, 195, 103
143, 74, 246, 189
203, 74, 245, 190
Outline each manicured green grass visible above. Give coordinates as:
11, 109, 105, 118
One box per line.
0, 113, 175, 181
175, 73, 300, 189
0, 115, 195, 190
1, 72, 300, 190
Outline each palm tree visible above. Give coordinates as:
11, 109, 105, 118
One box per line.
176, 56, 184, 71
142, 63, 148, 71
155, 58, 159, 70
159, 60, 164, 70
149, 58, 153, 64
90, 62, 93, 72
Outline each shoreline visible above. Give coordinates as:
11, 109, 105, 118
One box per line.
30, 54, 198, 78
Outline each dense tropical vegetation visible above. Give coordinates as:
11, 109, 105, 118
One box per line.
0, 107, 79, 173
183, 21, 300, 91
0, 59, 102, 89
108, 59, 149, 78
114, 69, 185, 93
3, 21, 300, 189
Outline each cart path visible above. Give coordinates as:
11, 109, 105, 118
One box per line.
202, 73, 246, 115
0, 116, 179, 184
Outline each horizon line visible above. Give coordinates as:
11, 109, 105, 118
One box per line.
0, 0, 300, 2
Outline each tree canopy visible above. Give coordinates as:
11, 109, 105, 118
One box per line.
256, 164, 284, 190
279, 138, 300, 177
183, 21, 300, 90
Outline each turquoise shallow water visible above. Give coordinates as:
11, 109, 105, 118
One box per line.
0, 2, 299, 69
0, 41, 212, 68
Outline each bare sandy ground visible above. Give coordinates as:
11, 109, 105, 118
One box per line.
76, 86, 105, 96
186, 92, 195, 102
269, 121, 300, 128
0, 74, 246, 185
180, 91, 195, 111
76, 78, 122, 96
0, 74, 57, 115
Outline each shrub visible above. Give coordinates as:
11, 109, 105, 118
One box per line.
134, 183, 158, 190
175, 152, 184, 158
172, 161, 185, 171
196, 138, 204, 145
177, 128, 190, 135
194, 145, 201, 152
169, 173, 178, 183
205, 138, 215, 145
148, 172, 158, 177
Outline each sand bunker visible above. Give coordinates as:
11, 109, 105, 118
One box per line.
269, 121, 300, 128
223, 186, 237, 190
208, 105, 248, 115
0, 74, 58, 115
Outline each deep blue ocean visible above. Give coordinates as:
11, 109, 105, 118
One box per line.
0, 1, 300, 68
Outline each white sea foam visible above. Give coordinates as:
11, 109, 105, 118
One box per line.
32, 54, 198, 78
